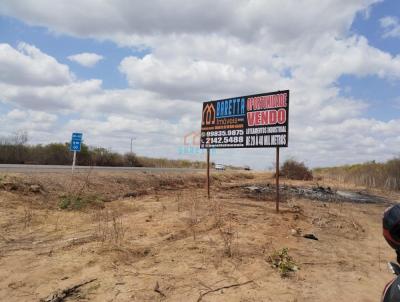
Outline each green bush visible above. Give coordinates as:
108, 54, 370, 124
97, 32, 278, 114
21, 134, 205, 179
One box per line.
58, 194, 103, 210
268, 248, 298, 277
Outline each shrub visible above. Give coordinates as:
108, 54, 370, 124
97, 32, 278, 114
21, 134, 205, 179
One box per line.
280, 159, 313, 180
268, 248, 298, 277
58, 194, 102, 210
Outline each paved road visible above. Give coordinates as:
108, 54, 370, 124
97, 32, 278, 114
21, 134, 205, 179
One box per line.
0, 164, 204, 173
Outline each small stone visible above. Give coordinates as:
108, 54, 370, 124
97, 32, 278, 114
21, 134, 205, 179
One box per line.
29, 184, 41, 193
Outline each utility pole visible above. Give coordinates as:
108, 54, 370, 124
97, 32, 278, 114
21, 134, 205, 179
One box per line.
130, 137, 136, 154
129, 137, 137, 167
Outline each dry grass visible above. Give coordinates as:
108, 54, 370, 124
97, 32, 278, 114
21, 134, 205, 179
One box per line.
92, 209, 126, 246
22, 206, 33, 229
315, 158, 400, 191
217, 212, 238, 257
188, 196, 201, 241
0, 170, 393, 301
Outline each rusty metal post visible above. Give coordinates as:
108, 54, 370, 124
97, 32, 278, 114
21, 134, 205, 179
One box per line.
276, 147, 280, 213
206, 148, 210, 199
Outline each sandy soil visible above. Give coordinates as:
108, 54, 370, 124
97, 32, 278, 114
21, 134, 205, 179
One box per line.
0, 171, 399, 302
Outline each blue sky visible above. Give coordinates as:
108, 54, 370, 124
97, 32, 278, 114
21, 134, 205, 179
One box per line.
341, 0, 400, 121
0, 0, 399, 168
0, 16, 145, 89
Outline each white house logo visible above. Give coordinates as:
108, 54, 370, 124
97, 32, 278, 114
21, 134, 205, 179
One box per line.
177, 130, 217, 156
184, 131, 200, 146
202, 103, 216, 125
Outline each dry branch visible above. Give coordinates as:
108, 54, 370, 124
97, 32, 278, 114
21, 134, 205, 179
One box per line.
40, 278, 97, 302
197, 280, 253, 302
154, 281, 166, 297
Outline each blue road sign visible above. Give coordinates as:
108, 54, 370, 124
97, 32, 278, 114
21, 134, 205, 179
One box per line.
72, 133, 83, 141
70, 140, 82, 151
70, 132, 83, 152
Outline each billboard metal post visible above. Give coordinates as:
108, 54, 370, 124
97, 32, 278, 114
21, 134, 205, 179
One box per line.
206, 148, 210, 199
276, 147, 280, 213
72, 151, 77, 174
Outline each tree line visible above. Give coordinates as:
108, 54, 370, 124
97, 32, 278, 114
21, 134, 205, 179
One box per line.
0, 132, 209, 168
315, 158, 400, 191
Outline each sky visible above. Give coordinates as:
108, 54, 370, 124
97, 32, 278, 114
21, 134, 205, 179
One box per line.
0, 0, 399, 169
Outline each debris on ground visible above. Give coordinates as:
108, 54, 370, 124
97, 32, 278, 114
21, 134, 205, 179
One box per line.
154, 281, 166, 297
29, 184, 43, 193
243, 184, 391, 204
303, 234, 319, 241
197, 280, 254, 302
40, 278, 97, 302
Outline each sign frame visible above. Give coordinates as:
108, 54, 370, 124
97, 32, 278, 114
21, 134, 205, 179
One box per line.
199, 90, 290, 212
200, 90, 289, 149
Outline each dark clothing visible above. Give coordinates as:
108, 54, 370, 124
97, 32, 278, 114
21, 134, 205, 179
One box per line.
383, 276, 400, 302
383, 205, 400, 251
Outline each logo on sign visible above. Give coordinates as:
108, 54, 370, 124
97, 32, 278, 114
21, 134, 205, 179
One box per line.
178, 130, 217, 155
202, 103, 216, 126
216, 98, 245, 118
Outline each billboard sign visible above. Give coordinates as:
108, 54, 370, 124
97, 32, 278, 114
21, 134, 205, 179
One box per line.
200, 90, 289, 149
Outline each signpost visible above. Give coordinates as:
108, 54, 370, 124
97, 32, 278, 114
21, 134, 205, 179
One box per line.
70, 132, 83, 173
200, 90, 289, 211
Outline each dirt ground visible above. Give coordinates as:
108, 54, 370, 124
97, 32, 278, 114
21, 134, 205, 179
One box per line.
0, 170, 399, 302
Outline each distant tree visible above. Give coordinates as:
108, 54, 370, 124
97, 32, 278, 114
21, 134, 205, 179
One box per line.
0, 130, 29, 163
124, 152, 141, 167
42, 143, 71, 165
280, 159, 313, 180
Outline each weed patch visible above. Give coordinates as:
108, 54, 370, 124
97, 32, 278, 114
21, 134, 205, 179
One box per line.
59, 194, 103, 210
268, 248, 298, 277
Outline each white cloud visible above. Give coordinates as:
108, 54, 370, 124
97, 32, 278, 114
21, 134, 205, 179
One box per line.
0, 42, 73, 86
68, 52, 103, 67
0, 0, 378, 44
6, 109, 57, 124
0, 1, 400, 168
119, 54, 279, 100
380, 16, 400, 38
0, 79, 103, 111
0, 109, 58, 141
